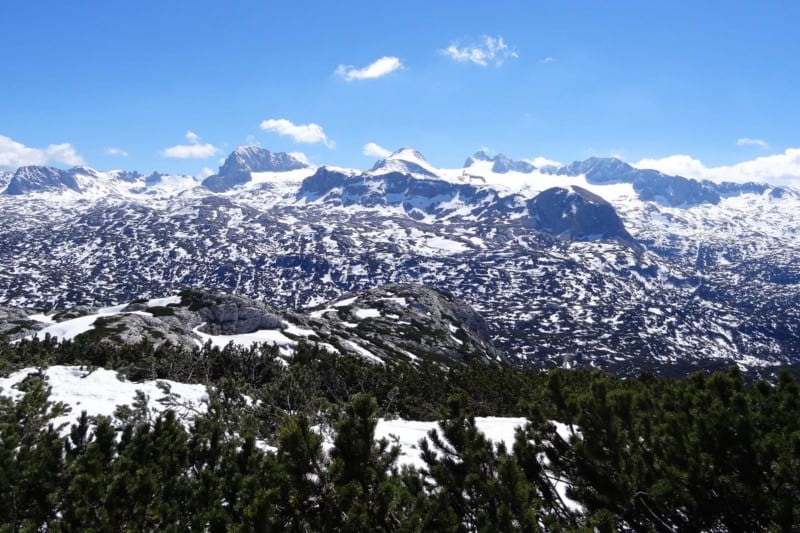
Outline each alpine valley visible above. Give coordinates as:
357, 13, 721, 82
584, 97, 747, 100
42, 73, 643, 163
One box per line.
1, 146, 798, 376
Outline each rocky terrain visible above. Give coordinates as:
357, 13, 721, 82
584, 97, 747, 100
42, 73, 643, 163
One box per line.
0, 146, 798, 374
1, 285, 500, 367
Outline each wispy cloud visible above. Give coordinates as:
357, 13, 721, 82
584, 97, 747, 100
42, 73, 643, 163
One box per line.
161, 131, 219, 159
260, 118, 334, 148
198, 167, 215, 179
736, 137, 769, 150
0, 134, 84, 168
363, 142, 391, 158
541, 56, 556, 64
105, 147, 129, 157
441, 35, 518, 67
632, 148, 800, 187
336, 56, 403, 81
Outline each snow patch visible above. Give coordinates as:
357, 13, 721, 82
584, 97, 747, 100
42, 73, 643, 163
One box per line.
354, 308, 381, 319
0, 366, 208, 432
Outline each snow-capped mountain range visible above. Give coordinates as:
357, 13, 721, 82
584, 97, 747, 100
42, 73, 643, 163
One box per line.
1, 145, 798, 375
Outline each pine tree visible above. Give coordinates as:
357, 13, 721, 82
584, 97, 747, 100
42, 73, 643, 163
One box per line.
328, 393, 411, 531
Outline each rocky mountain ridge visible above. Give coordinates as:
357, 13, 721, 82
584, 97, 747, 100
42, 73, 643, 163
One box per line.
0, 285, 501, 366
0, 145, 798, 375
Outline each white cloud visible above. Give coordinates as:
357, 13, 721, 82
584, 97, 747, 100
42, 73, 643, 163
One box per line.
105, 147, 129, 157
363, 142, 391, 158
0, 134, 84, 168
736, 137, 769, 150
441, 35, 518, 67
336, 56, 403, 81
632, 148, 800, 187
161, 131, 219, 159
198, 167, 215, 179
525, 156, 562, 168
541, 56, 556, 64
260, 118, 334, 148
288, 151, 310, 165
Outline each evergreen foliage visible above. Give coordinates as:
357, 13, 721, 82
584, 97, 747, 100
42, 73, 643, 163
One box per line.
0, 336, 799, 530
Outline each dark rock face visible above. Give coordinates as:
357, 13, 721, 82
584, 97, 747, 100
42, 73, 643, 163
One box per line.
202, 172, 251, 193
4, 166, 81, 195
202, 147, 308, 192
308, 283, 502, 364
178, 291, 284, 335
528, 186, 633, 241
463, 150, 493, 166
464, 151, 535, 173
114, 170, 143, 183
556, 157, 636, 184
632, 171, 720, 206
0, 171, 11, 192
220, 146, 308, 175
491, 154, 535, 173
0, 285, 503, 366
554, 157, 725, 206
0, 306, 43, 339
298, 167, 350, 200
714, 181, 769, 197
300, 169, 499, 215
145, 172, 166, 186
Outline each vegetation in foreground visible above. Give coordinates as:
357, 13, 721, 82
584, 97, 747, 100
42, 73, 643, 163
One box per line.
1, 336, 799, 531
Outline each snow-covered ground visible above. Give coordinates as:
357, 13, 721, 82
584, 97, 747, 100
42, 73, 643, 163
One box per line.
0, 363, 583, 511
0, 365, 209, 429
375, 416, 527, 470
24, 295, 318, 357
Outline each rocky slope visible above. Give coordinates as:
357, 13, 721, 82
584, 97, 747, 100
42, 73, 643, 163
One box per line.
0, 285, 501, 366
0, 146, 798, 374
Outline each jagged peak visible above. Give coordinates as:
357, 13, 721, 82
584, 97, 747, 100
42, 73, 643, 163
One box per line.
386, 147, 428, 162
232, 144, 262, 155
68, 165, 101, 176
463, 151, 535, 173
370, 147, 438, 177
464, 150, 493, 167
221, 146, 309, 170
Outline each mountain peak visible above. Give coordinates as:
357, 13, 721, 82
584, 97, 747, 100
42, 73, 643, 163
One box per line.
463, 150, 493, 167
528, 185, 633, 242
203, 147, 310, 192
556, 157, 635, 184
370, 147, 438, 177
386, 147, 428, 161
464, 151, 535, 173
3, 165, 82, 195
220, 146, 309, 174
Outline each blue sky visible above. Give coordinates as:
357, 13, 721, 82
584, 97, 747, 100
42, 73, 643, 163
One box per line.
2, 1, 799, 183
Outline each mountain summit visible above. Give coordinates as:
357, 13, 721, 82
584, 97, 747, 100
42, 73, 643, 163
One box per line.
4, 166, 82, 195
202, 146, 310, 192
464, 151, 535, 173
370, 147, 438, 177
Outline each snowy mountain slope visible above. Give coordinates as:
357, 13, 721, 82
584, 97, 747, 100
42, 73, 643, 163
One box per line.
0, 171, 11, 192
370, 147, 439, 178
2, 286, 501, 366
0, 146, 798, 374
1, 164, 200, 202
202, 146, 311, 192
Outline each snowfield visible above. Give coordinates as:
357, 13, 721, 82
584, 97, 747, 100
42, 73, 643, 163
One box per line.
0, 366, 209, 430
